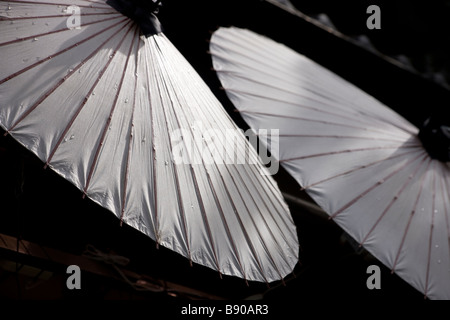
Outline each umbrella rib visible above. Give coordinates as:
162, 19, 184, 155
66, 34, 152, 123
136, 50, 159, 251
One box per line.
0, 12, 119, 21
141, 39, 160, 246
238, 109, 410, 140
5, 0, 111, 9
359, 152, 428, 245
82, 23, 135, 196
219, 69, 409, 134
223, 164, 290, 282
330, 152, 426, 219
213, 42, 417, 135
302, 149, 420, 190
0, 15, 125, 86
199, 90, 299, 252
152, 38, 244, 279
119, 31, 140, 225
0, 15, 122, 48
195, 109, 299, 260
391, 158, 432, 273
172, 88, 278, 281
441, 167, 450, 272
42, 20, 131, 166
221, 133, 299, 260
150, 42, 193, 264
424, 161, 438, 297
424, 162, 438, 298
273, 134, 408, 143
174, 50, 298, 264
281, 145, 421, 163
214, 166, 274, 284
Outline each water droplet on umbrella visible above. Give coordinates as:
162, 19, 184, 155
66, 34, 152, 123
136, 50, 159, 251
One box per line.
92, 92, 95, 96
78, 69, 82, 73
165, 161, 169, 166
10, 21, 14, 24
435, 244, 439, 248
421, 208, 425, 212
32, 21, 36, 25
45, 22, 49, 26
70, 134, 75, 140
125, 98, 129, 103
438, 260, 441, 264
7, 5, 11, 10
64, 137, 68, 142
22, 58, 28, 63
142, 137, 146, 142
434, 209, 438, 213
109, 54, 113, 59
33, 37, 38, 41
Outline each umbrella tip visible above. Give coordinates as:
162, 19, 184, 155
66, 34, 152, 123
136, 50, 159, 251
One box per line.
3, 131, 9, 137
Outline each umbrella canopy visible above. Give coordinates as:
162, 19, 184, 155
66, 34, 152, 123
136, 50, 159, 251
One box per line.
0, 2, 299, 283
210, 26, 450, 299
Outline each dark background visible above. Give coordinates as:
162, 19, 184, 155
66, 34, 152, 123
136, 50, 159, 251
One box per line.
1, 0, 448, 304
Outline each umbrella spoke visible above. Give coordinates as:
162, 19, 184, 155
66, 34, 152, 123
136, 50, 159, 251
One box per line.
0, 15, 126, 84
441, 167, 450, 271
5, 0, 110, 9
120, 32, 140, 225
330, 152, 426, 219
151, 41, 194, 264
83, 24, 136, 195
359, 152, 428, 245
281, 145, 420, 163
391, 159, 433, 272
176, 41, 299, 268
302, 149, 420, 190
424, 162, 439, 298
237, 109, 412, 140
43, 20, 132, 166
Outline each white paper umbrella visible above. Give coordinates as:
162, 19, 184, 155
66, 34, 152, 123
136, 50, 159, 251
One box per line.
210, 26, 450, 298
0, 2, 299, 283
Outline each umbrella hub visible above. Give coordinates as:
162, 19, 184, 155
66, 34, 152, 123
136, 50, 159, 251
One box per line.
418, 117, 450, 162
107, 0, 163, 37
